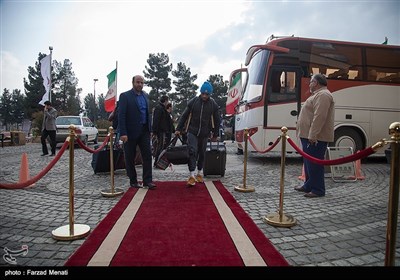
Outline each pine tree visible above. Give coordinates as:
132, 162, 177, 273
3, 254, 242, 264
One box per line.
24, 53, 49, 119
208, 74, 229, 114
84, 94, 96, 121
171, 62, 198, 117
11, 89, 26, 129
53, 59, 81, 115
0, 89, 25, 130
0, 89, 13, 130
97, 94, 108, 120
143, 53, 172, 111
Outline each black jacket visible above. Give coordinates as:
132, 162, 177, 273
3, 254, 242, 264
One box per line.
177, 96, 220, 138
152, 102, 174, 134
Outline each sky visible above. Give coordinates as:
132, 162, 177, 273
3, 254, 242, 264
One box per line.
1, 0, 399, 102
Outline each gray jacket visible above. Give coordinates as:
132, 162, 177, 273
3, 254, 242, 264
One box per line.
42, 107, 57, 131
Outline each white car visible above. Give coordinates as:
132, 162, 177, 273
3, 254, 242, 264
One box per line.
56, 115, 98, 145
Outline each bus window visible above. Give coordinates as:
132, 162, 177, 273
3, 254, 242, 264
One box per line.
268, 69, 297, 103
366, 47, 400, 83
241, 49, 268, 102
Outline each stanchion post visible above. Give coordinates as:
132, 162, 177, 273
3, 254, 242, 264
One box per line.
263, 127, 296, 227
68, 125, 75, 235
235, 128, 255, 192
52, 125, 90, 240
385, 121, 400, 266
101, 126, 124, 197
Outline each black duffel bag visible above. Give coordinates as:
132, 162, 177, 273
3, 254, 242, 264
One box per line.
155, 135, 189, 169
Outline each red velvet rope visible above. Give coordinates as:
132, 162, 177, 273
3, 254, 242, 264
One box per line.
286, 137, 375, 165
0, 140, 70, 189
248, 135, 281, 154
76, 135, 110, 154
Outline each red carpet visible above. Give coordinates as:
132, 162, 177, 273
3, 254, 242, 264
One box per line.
65, 181, 288, 267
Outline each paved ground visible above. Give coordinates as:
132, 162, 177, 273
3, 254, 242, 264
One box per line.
0, 141, 399, 269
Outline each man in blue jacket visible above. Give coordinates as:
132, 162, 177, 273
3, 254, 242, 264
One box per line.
175, 81, 220, 186
118, 75, 155, 189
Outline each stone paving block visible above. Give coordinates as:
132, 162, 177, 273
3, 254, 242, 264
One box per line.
347, 256, 366, 266
331, 259, 352, 266
349, 247, 368, 255
308, 245, 325, 254
290, 255, 312, 265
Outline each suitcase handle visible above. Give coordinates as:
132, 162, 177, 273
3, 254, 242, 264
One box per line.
208, 139, 221, 149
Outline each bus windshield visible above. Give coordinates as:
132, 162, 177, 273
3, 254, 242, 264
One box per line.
241, 49, 269, 103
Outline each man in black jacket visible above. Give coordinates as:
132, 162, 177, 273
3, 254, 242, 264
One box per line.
175, 81, 220, 186
152, 95, 174, 164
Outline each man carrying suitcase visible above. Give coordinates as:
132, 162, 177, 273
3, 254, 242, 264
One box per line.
175, 81, 220, 186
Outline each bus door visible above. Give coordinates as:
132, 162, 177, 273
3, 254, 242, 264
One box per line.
264, 66, 302, 146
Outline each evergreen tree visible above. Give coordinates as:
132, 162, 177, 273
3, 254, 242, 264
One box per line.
23, 53, 49, 119
0, 89, 26, 130
53, 59, 81, 115
84, 93, 96, 121
97, 94, 108, 121
143, 53, 172, 111
208, 74, 228, 114
171, 62, 198, 117
0, 89, 13, 130
11, 89, 26, 129
24, 54, 82, 118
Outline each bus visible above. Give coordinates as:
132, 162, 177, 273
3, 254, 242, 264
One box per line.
229, 35, 400, 156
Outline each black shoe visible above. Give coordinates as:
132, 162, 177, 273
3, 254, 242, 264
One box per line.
41, 153, 49, 156
50, 153, 55, 156
130, 183, 142, 188
304, 192, 324, 198
143, 182, 156, 190
294, 186, 307, 192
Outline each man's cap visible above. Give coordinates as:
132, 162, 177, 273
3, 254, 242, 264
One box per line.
44, 101, 51, 105
200, 81, 213, 95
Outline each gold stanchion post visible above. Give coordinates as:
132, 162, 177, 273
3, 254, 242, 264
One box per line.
52, 125, 90, 240
263, 127, 296, 227
235, 128, 255, 192
385, 121, 400, 266
101, 126, 124, 197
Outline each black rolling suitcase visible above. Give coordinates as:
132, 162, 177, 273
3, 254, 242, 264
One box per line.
91, 145, 125, 174
203, 141, 226, 177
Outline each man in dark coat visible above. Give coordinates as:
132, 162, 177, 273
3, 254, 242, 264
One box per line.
118, 75, 156, 190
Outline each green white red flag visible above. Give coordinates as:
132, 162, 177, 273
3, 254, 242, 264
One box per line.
225, 72, 242, 116
105, 68, 117, 112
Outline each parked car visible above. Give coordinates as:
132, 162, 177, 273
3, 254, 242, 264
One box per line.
56, 115, 98, 145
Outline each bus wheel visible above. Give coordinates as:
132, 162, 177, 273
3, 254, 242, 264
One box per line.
331, 128, 363, 152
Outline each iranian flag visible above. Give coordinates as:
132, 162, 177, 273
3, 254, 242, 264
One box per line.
225, 72, 242, 116
105, 68, 117, 112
